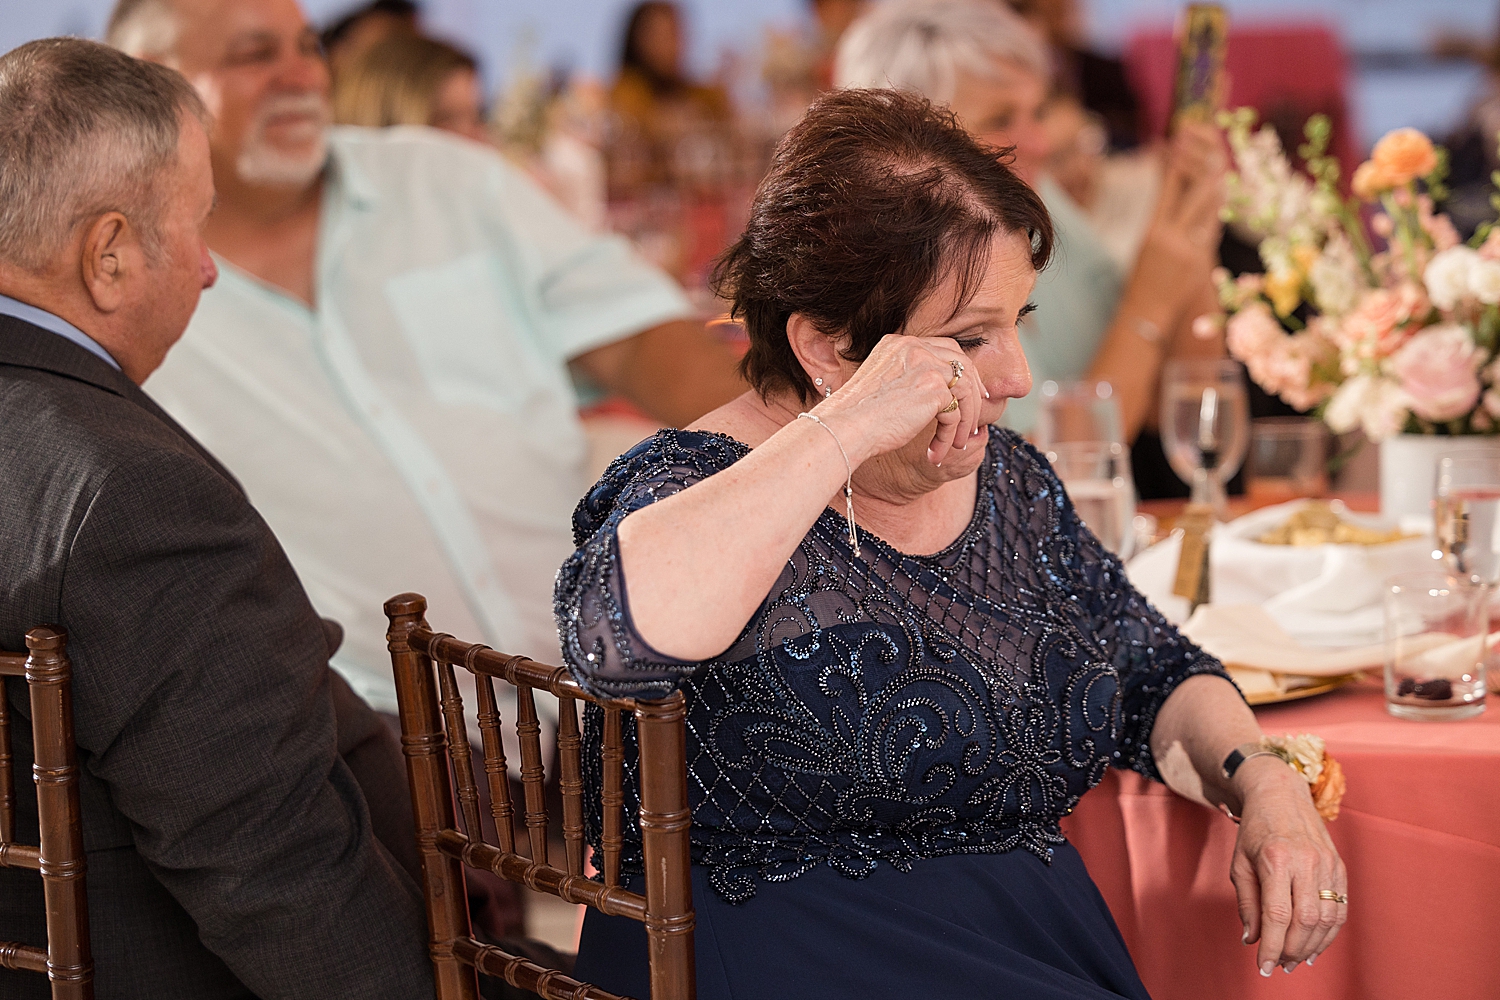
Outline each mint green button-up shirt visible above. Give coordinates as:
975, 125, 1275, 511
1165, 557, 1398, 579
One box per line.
146, 126, 693, 718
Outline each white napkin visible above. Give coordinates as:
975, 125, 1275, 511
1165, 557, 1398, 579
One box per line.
1126, 500, 1437, 647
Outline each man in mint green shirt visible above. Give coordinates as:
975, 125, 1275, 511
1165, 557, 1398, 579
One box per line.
111, 0, 746, 726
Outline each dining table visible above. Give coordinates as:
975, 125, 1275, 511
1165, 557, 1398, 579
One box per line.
1062, 494, 1500, 1000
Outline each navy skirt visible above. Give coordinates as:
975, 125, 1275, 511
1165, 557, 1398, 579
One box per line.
573, 842, 1151, 999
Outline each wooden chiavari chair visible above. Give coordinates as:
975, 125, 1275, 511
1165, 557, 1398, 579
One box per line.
0, 627, 91, 999
384, 594, 694, 1000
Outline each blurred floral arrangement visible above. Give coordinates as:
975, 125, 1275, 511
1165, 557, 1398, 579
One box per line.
1213, 108, 1500, 440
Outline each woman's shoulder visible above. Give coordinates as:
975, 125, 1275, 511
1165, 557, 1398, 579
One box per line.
571, 428, 750, 544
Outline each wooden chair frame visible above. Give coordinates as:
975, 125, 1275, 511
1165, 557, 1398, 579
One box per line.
0, 628, 92, 998
385, 594, 694, 1000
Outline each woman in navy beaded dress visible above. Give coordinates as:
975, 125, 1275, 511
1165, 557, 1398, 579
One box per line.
555, 88, 1347, 999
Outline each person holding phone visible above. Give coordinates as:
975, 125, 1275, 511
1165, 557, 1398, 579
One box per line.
555, 88, 1345, 999
835, 0, 1226, 459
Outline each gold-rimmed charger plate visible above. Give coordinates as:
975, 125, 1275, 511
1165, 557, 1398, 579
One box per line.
1241, 672, 1366, 707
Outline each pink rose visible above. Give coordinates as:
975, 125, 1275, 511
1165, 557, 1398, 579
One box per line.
1336, 284, 1429, 357
1226, 302, 1283, 364
1389, 324, 1484, 422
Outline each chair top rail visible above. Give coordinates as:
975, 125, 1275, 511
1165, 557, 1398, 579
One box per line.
0, 652, 25, 677
409, 627, 642, 711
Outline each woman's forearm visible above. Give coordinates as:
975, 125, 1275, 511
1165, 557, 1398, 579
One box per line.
617, 415, 853, 661
1149, 673, 1265, 812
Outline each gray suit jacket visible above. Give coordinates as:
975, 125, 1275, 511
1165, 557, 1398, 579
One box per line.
0, 316, 433, 999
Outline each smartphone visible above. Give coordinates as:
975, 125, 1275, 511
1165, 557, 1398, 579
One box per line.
1171, 3, 1229, 130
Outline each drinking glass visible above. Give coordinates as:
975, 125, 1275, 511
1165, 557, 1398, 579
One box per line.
1384, 571, 1488, 720
1047, 440, 1137, 560
1434, 452, 1500, 585
1159, 359, 1250, 519
1036, 379, 1124, 448
1245, 417, 1329, 504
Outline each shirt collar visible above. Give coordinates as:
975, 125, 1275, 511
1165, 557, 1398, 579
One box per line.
0, 293, 121, 371
326, 127, 379, 210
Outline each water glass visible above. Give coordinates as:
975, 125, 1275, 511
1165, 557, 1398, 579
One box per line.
1159, 360, 1250, 519
1047, 440, 1138, 560
1434, 452, 1500, 585
1383, 572, 1488, 721
1036, 379, 1124, 448
1246, 417, 1329, 504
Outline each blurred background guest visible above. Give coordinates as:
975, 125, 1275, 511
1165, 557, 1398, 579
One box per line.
320, 0, 418, 81
835, 0, 1226, 496
332, 32, 488, 142
1007, 0, 1142, 151
608, 1, 731, 195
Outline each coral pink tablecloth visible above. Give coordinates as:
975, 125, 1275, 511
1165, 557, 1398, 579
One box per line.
1063, 678, 1500, 1000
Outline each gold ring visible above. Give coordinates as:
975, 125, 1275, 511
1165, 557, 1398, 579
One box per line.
941, 396, 960, 414
1317, 890, 1347, 904
946, 359, 964, 389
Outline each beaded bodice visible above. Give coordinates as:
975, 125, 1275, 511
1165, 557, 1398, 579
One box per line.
555, 429, 1227, 902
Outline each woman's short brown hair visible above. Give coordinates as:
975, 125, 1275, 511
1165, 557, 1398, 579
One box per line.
712, 88, 1053, 403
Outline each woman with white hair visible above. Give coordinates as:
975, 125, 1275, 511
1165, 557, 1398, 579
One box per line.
835, 0, 1226, 444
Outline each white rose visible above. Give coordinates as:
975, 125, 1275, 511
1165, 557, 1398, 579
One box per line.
1424, 246, 1480, 310
1323, 374, 1372, 434
1362, 379, 1415, 440
1471, 259, 1500, 304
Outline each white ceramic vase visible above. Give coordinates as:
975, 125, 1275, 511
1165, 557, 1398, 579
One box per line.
1378, 434, 1500, 523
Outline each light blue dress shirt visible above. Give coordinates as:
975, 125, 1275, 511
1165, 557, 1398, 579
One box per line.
0, 293, 120, 371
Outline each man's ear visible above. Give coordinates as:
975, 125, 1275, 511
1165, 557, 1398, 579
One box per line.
786, 312, 849, 389
80, 212, 136, 313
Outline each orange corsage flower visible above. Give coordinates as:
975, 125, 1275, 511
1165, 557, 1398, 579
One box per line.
1261, 733, 1346, 822
1369, 127, 1439, 186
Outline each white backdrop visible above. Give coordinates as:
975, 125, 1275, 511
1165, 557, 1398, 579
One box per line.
2, 0, 1497, 148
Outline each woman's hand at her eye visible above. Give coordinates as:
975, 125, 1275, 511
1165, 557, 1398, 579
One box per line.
816, 333, 987, 466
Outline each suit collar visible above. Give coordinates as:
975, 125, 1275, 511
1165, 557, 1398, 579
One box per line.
0, 314, 243, 491
0, 313, 136, 398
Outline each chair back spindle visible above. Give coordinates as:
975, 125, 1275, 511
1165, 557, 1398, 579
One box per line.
385, 593, 694, 1000
0, 629, 92, 999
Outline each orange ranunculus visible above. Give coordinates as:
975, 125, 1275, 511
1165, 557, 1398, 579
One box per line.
1370, 127, 1439, 186
1309, 753, 1346, 822
1352, 160, 1401, 200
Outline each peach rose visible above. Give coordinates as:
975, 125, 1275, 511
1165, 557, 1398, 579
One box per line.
1310, 754, 1345, 822
1370, 127, 1439, 185
1336, 284, 1429, 357
1352, 160, 1402, 200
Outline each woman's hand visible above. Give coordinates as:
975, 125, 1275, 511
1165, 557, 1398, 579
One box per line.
1230, 757, 1348, 976
817, 333, 987, 469
1129, 122, 1227, 320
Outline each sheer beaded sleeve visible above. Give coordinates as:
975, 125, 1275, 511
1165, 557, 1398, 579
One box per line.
555, 429, 750, 700
1010, 439, 1233, 783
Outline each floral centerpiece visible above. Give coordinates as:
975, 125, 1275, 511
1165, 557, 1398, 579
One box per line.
1212, 110, 1500, 441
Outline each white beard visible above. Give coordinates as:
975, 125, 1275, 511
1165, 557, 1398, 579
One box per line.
235, 92, 331, 187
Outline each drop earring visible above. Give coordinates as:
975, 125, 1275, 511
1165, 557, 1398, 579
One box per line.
824, 386, 832, 398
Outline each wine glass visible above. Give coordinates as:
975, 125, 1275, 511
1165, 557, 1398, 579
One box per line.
1160, 359, 1250, 519
1047, 440, 1138, 560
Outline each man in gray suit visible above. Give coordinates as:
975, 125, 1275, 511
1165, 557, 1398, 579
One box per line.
0, 38, 432, 999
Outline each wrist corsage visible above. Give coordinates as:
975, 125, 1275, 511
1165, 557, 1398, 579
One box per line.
1221, 733, 1346, 821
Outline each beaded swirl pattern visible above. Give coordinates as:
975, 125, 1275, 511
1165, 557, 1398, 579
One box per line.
555, 429, 1227, 902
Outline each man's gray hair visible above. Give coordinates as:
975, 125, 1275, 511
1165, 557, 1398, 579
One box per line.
833, 0, 1050, 105
105, 0, 181, 60
0, 37, 206, 273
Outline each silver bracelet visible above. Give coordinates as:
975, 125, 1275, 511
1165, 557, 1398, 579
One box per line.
796, 412, 859, 551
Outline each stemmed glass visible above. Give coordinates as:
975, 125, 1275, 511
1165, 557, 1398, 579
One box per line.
1160, 359, 1250, 519
1434, 452, 1500, 586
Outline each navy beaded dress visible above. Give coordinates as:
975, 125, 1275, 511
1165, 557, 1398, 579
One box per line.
554, 428, 1229, 999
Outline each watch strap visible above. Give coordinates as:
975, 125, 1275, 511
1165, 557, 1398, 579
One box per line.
1221, 742, 1286, 781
